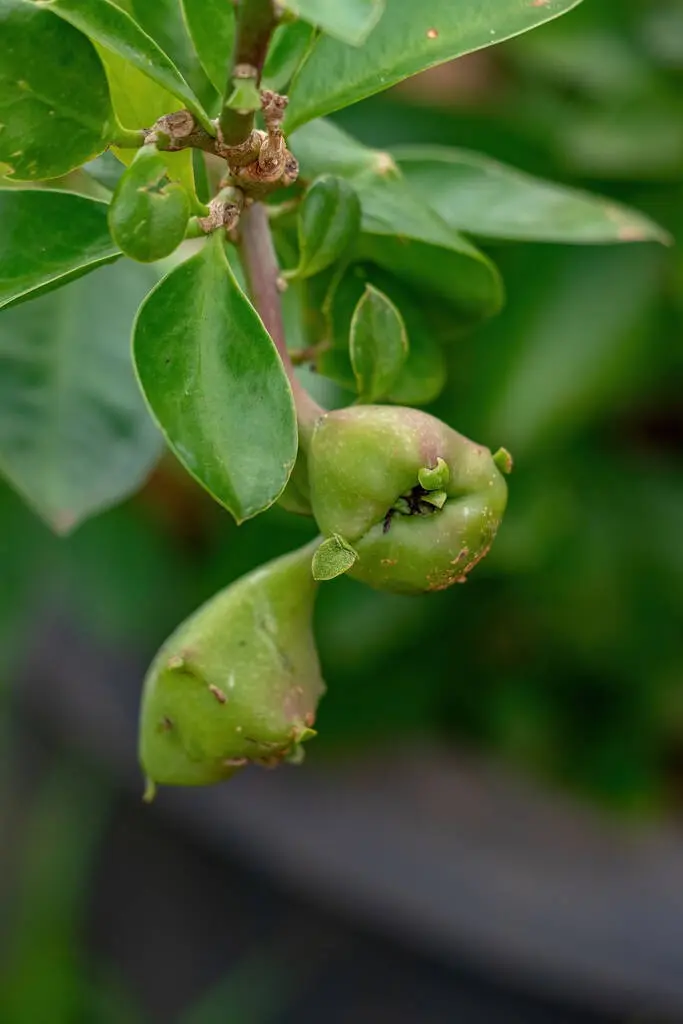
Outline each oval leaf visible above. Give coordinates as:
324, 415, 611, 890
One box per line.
312, 534, 358, 581
0, 260, 162, 533
43, 0, 213, 132
108, 145, 190, 262
0, 0, 113, 180
180, 0, 234, 95
286, 0, 583, 129
296, 175, 361, 279
133, 235, 297, 522
281, 0, 384, 45
0, 190, 120, 310
394, 146, 669, 245
350, 284, 407, 402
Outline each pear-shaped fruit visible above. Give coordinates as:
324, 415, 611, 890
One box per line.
139, 541, 324, 793
307, 406, 508, 594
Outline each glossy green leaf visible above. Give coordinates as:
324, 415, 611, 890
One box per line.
0, 260, 162, 532
0, 0, 113, 180
295, 176, 361, 279
127, 0, 217, 111
108, 145, 190, 262
98, 47, 197, 198
350, 284, 407, 402
286, 0, 584, 129
312, 534, 358, 581
43, 0, 214, 132
180, 0, 234, 95
133, 235, 297, 522
394, 146, 669, 244
291, 120, 502, 323
0, 189, 120, 310
263, 20, 316, 92
281, 0, 384, 45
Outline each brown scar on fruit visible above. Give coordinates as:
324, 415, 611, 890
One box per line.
159, 716, 174, 731
381, 558, 397, 566
209, 684, 227, 704
223, 757, 247, 767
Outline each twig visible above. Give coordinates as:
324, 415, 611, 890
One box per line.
219, 0, 279, 147
239, 203, 324, 442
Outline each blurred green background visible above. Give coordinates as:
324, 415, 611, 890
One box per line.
2, 0, 683, 1020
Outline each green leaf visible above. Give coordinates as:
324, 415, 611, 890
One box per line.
350, 284, 407, 402
263, 20, 315, 92
285, 0, 584, 129
108, 145, 190, 262
98, 47, 197, 198
0, 0, 113, 180
43, 0, 214, 132
394, 145, 670, 245
0, 189, 120, 310
127, 0, 217, 111
180, 0, 234, 95
295, 175, 361, 279
281, 0, 384, 45
0, 259, 162, 532
291, 120, 502, 324
133, 235, 297, 522
312, 534, 358, 581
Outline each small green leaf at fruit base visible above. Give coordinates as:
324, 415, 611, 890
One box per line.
133, 233, 297, 523
0, 189, 120, 310
280, 0, 384, 46
350, 284, 408, 402
422, 489, 447, 510
418, 457, 450, 492
294, 176, 361, 280
44, 0, 214, 133
108, 144, 190, 262
493, 447, 514, 475
0, 0, 113, 180
139, 540, 325, 790
311, 534, 358, 581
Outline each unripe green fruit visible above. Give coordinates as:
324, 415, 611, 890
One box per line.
108, 144, 190, 263
307, 406, 508, 594
139, 542, 324, 795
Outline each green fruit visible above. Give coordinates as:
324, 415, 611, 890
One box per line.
108, 144, 190, 263
139, 541, 325, 794
307, 405, 508, 594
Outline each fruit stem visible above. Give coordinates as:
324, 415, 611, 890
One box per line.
238, 201, 325, 443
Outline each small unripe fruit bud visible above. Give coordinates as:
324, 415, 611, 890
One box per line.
139, 542, 324, 794
307, 406, 508, 594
